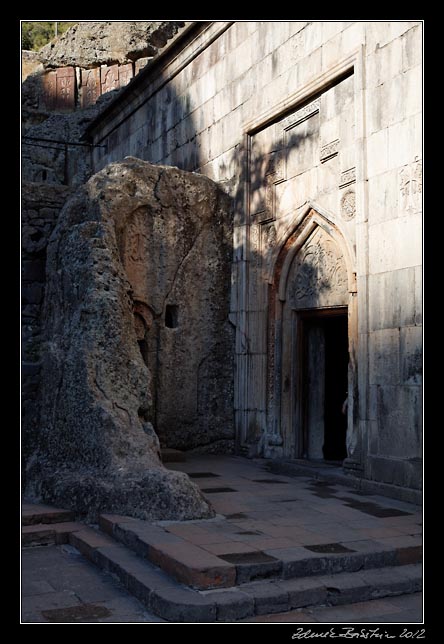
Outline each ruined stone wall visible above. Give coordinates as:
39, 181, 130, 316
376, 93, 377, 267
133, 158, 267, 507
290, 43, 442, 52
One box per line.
87, 21, 422, 493
22, 182, 73, 474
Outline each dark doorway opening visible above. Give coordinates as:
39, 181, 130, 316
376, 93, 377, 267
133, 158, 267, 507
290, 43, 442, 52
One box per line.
301, 310, 348, 462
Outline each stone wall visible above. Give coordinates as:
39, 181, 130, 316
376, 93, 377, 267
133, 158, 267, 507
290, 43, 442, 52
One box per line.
86, 21, 422, 493
22, 182, 73, 475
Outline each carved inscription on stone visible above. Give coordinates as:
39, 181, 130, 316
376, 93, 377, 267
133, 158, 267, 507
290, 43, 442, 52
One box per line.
340, 189, 356, 221
339, 167, 356, 188
320, 139, 340, 163
281, 98, 321, 131
81, 68, 101, 108
399, 159, 422, 214
101, 64, 120, 94
288, 227, 348, 309
55, 67, 75, 111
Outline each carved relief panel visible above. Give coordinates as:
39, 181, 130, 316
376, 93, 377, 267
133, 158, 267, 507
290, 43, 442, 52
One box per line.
287, 227, 348, 310
41, 71, 57, 110
118, 63, 134, 88
399, 159, 422, 214
81, 68, 101, 108
55, 67, 75, 111
123, 209, 150, 303
101, 64, 120, 94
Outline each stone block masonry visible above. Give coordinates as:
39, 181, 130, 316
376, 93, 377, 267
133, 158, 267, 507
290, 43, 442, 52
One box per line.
83, 21, 422, 496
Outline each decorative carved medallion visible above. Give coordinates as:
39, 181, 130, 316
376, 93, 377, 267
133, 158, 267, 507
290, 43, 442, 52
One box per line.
340, 189, 356, 221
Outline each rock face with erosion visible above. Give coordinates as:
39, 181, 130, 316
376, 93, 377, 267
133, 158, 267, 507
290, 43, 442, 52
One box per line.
25, 158, 234, 521
38, 21, 186, 69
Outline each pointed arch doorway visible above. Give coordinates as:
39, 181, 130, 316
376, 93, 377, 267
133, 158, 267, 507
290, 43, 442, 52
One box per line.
266, 206, 358, 463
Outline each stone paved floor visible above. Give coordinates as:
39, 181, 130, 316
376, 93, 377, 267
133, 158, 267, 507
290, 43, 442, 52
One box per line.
164, 455, 422, 557
22, 455, 423, 623
21, 544, 164, 623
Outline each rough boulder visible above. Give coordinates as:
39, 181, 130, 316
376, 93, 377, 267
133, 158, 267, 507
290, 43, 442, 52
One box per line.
38, 21, 186, 69
25, 157, 229, 521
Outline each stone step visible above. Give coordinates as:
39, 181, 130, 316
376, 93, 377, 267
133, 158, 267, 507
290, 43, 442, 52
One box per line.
68, 525, 422, 622
22, 502, 76, 526
99, 513, 422, 590
22, 521, 85, 547
98, 514, 236, 589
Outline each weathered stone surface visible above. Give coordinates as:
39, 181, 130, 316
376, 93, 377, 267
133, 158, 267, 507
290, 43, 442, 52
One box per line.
22, 50, 44, 82
22, 90, 121, 186
38, 22, 186, 69
25, 158, 234, 521
22, 183, 74, 483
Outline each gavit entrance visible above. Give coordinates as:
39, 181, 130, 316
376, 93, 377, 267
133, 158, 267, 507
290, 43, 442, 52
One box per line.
269, 207, 357, 462
299, 309, 348, 462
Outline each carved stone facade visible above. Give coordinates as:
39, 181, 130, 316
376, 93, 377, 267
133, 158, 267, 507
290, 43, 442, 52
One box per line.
399, 159, 422, 214
287, 228, 348, 310
31, 62, 134, 113
80, 68, 101, 108
26, 21, 422, 500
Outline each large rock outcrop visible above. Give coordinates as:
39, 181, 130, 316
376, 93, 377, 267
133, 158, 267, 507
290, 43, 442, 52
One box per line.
25, 157, 233, 521
38, 22, 186, 69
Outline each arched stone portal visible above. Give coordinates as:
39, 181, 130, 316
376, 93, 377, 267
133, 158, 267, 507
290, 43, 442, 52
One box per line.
266, 206, 358, 463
